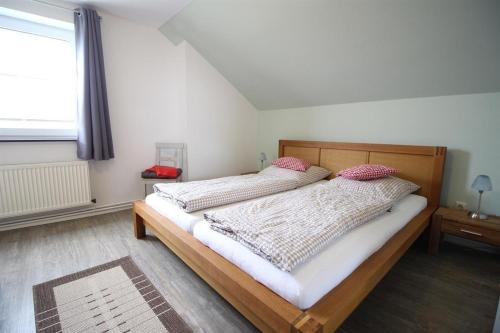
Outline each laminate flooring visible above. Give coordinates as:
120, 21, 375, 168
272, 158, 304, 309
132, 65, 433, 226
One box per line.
0, 210, 498, 332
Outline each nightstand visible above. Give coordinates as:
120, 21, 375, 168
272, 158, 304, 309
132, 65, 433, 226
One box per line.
428, 207, 500, 254
240, 171, 259, 175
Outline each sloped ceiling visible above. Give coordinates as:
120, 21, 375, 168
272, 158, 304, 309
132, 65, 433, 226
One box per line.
160, 0, 500, 110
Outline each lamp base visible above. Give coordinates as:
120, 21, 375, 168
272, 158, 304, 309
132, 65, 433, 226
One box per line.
469, 211, 488, 220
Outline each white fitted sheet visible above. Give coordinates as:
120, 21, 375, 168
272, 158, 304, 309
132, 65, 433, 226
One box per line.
193, 194, 427, 309
144, 194, 202, 233
144, 180, 328, 233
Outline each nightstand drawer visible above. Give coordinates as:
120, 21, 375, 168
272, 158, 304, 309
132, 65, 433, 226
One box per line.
442, 220, 500, 245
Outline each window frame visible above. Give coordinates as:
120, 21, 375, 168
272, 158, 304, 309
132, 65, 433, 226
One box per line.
0, 8, 78, 142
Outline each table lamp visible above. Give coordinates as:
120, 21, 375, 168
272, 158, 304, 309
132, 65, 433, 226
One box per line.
260, 152, 267, 170
470, 175, 492, 220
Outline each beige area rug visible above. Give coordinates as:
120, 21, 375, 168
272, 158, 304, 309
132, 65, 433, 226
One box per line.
33, 256, 191, 333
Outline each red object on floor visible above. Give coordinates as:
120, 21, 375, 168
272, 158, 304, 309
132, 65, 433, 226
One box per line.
145, 165, 179, 178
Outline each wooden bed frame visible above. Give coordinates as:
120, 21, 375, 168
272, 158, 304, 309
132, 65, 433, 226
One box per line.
133, 140, 446, 332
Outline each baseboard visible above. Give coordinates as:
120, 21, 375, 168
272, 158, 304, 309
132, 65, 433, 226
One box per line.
0, 202, 133, 232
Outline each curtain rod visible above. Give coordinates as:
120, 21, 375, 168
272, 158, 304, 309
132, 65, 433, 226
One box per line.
32, 0, 79, 13
31, 0, 102, 19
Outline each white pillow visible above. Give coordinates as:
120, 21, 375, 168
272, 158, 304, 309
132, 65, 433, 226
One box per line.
329, 176, 420, 201
260, 165, 331, 187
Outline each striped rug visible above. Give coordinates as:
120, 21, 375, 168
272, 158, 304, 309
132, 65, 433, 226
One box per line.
33, 257, 191, 333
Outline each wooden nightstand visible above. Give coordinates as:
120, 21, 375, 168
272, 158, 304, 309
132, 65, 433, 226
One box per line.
428, 207, 500, 254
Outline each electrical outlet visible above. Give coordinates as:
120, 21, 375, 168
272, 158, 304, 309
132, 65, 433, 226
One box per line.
455, 201, 467, 210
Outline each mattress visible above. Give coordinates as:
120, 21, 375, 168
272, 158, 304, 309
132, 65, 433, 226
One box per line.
193, 194, 427, 309
144, 180, 328, 234
145, 194, 203, 233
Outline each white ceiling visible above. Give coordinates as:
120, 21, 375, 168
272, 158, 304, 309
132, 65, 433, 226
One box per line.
71, 0, 192, 27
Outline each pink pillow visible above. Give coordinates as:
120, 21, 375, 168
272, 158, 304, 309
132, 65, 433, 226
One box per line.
336, 164, 399, 180
272, 157, 312, 172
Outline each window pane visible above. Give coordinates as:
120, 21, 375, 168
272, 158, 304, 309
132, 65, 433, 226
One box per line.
0, 27, 77, 138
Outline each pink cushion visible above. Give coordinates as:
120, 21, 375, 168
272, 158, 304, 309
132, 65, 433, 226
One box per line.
336, 164, 399, 180
272, 157, 312, 172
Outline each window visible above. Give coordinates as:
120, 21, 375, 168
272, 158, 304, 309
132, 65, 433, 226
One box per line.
0, 7, 77, 141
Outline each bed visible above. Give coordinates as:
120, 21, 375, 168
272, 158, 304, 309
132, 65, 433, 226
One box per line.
133, 140, 446, 332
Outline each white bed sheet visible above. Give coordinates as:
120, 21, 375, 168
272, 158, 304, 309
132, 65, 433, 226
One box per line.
144, 194, 202, 233
144, 180, 328, 233
193, 194, 427, 309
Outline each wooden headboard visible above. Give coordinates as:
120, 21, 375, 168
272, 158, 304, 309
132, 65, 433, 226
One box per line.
279, 140, 446, 208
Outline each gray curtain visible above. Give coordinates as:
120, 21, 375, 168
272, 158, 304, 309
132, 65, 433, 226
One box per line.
74, 8, 114, 160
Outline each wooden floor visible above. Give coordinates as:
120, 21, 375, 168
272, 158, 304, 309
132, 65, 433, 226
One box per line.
0, 211, 498, 333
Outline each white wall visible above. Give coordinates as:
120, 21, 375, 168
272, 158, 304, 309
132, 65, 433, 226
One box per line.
0, 1, 259, 212
182, 42, 258, 179
89, 12, 185, 206
258, 93, 500, 215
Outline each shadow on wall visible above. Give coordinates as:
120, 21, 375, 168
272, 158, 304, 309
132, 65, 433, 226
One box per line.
441, 149, 476, 209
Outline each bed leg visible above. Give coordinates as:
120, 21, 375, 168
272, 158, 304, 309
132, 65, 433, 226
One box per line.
292, 313, 323, 333
133, 211, 146, 239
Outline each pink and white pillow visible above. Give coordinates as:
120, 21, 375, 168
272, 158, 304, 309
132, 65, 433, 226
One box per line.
260, 165, 331, 187
329, 176, 419, 201
336, 164, 399, 180
272, 157, 312, 172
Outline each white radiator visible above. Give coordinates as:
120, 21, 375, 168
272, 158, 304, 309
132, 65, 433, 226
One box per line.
0, 161, 92, 219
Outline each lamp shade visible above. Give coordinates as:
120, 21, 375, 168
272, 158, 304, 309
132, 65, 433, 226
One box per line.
260, 152, 267, 161
471, 175, 492, 192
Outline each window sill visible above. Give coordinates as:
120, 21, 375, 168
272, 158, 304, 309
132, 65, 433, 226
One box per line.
0, 137, 77, 142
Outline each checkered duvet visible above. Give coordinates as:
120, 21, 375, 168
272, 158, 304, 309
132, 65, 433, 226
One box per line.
204, 182, 393, 272
153, 174, 298, 213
